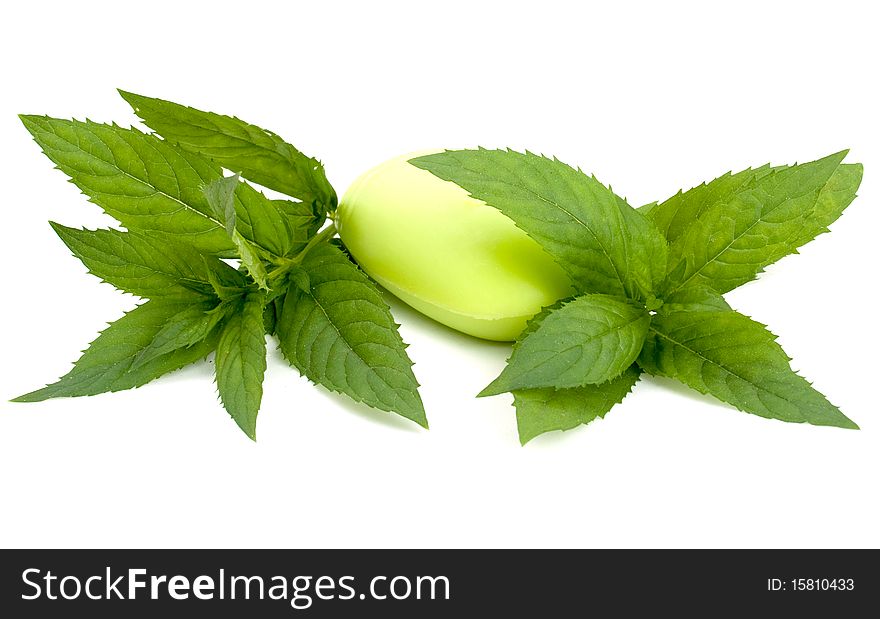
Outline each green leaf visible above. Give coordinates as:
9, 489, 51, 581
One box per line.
646, 162, 861, 254
234, 239, 269, 290
276, 242, 426, 427
505, 303, 641, 443
131, 302, 227, 370
119, 90, 336, 210
660, 285, 731, 313
21, 116, 316, 260
286, 265, 311, 294
637, 307, 857, 429
618, 195, 669, 301
214, 292, 267, 440
644, 165, 776, 242
203, 176, 269, 289
215, 175, 324, 256
262, 300, 278, 336
410, 149, 667, 300
205, 173, 239, 236
49, 223, 240, 300
273, 198, 324, 249
480, 294, 650, 395
790, 163, 862, 249
20, 116, 233, 255
663, 151, 852, 295
13, 301, 218, 402
514, 366, 641, 444
203, 256, 248, 301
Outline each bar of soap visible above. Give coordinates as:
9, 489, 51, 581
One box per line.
336, 151, 573, 341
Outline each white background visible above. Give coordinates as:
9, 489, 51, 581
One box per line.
0, 0, 877, 548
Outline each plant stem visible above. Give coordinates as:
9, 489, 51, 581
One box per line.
293, 223, 338, 265
265, 223, 338, 283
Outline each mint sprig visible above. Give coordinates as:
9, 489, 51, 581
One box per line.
412, 149, 862, 442
15, 92, 424, 439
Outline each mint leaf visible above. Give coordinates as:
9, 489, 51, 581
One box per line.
643, 165, 776, 242
214, 292, 267, 440
480, 294, 650, 395
262, 300, 278, 336
790, 163, 862, 249
619, 195, 669, 300
661, 285, 731, 313
514, 366, 641, 444
204, 255, 248, 301
20, 116, 233, 255
273, 198, 324, 250
410, 149, 666, 300
663, 151, 851, 295
276, 242, 426, 427
286, 266, 311, 294
234, 177, 323, 257
646, 162, 861, 255
638, 307, 857, 429
131, 302, 227, 370
507, 300, 641, 444
205, 174, 239, 237
119, 90, 336, 210
203, 176, 269, 289
13, 301, 218, 402
50, 223, 239, 300
234, 240, 269, 290
21, 116, 316, 261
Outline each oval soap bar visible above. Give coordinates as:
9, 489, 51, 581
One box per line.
336, 151, 573, 341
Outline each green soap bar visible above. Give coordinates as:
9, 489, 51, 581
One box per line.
336, 151, 573, 341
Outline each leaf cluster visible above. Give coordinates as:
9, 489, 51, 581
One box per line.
15, 92, 426, 439
411, 149, 862, 443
